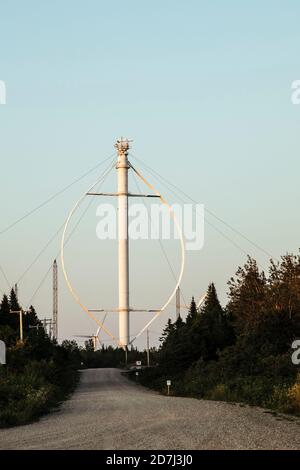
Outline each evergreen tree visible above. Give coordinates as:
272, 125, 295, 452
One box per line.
196, 283, 232, 360
227, 256, 267, 333
159, 318, 175, 345
268, 253, 300, 320
185, 297, 198, 326
174, 314, 184, 331
158, 316, 188, 373
7, 288, 21, 334
24, 305, 41, 335
9, 288, 20, 312
0, 294, 17, 345
200, 283, 223, 319
0, 294, 11, 326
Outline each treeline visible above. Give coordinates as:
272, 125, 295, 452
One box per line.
63, 338, 149, 369
0, 289, 148, 426
138, 253, 300, 415
0, 289, 82, 426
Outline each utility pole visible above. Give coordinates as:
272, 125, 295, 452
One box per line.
115, 138, 130, 350
53, 259, 58, 340
176, 286, 181, 320
10, 309, 25, 344
146, 329, 150, 367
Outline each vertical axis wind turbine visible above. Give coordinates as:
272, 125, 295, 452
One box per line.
61, 138, 185, 351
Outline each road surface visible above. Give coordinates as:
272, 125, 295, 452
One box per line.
0, 368, 300, 450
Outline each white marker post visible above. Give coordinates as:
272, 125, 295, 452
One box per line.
167, 380, 171, 396
0, 340, 6, 365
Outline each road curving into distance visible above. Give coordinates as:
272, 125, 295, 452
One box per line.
0, 368, 300, 450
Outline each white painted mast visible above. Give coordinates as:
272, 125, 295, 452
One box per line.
115, 138, 130, 348
53, 259, 58, 340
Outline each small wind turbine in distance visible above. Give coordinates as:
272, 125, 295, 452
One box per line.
74, 326, 102, 351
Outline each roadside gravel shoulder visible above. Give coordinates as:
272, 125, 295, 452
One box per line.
0, 368, 299, 450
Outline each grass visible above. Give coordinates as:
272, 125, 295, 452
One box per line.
129, 367, 300, 418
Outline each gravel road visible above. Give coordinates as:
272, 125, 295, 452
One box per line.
0, 368, 300, 450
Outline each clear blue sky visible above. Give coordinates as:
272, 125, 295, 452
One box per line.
0, 1, 300, 348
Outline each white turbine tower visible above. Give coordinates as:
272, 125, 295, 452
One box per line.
115, 138, 130, 348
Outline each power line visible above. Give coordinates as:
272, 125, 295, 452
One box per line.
130, 156, 251, 259
18, 177, 106, 286
157, 171, 263, 266
25, 162, 115, 308
131, 170, 189, 308
129, 158, 272, 275
14, 157, 115, 296
0, 264, 11, 291
129, 153, 277, 262
26, 264, 53, 308
0, 153, 115, 236
17, 222, 65, 284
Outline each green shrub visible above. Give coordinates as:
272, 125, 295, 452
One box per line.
0, 357, 78, 427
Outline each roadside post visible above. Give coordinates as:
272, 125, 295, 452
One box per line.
167, 380, 171, 395
0, 340, 6, 365
135, 371, 139, 382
